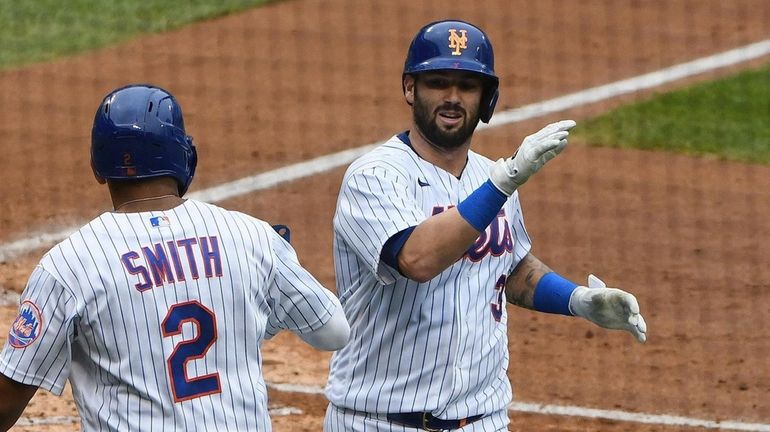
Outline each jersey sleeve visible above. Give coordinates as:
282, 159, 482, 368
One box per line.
334, 167, 425, 283
507, 191, 533, 274
0, 265, 78, 396
263, 229, 341, 338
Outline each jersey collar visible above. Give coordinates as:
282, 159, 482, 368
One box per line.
395, 130, 468, 180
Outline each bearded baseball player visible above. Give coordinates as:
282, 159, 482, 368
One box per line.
324, 20, 647, 431
0, 84, 350, 431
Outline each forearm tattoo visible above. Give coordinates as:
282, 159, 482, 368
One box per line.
505, 253, 552, 309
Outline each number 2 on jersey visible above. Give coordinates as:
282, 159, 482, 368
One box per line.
161, 300, 222, 402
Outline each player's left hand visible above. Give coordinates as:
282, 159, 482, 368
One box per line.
569, 274, 647, 343
489, 119, 576, 196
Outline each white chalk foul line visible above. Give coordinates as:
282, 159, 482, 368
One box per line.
268, 406, 304, 416
481, 39, 770, 129
508, 402, 770, 432
0, 38, 768, 263
0, 288, 20, 307
15, 415, 80, 427
268, 383, 770, 432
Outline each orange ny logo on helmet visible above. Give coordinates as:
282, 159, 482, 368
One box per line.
447, 29, 468, 55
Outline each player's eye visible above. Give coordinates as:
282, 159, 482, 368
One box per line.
423, 77, 450, 89
458, 79, 483, 91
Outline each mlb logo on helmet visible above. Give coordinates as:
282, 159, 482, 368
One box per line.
9, 300, 43, 348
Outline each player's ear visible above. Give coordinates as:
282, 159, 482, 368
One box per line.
91, 159, 106, 184
403, 75, 415, 106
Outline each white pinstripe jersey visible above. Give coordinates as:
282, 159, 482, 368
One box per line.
326, 133, 532, 419
1, 199, 339, 431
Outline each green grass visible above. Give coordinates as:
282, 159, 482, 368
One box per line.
574, 63, 770, 164
0, 0, 271, 69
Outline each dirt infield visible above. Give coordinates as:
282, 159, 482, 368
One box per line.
1, 0, 769, 430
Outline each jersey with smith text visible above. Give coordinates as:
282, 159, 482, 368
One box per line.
0, 199, 339, 431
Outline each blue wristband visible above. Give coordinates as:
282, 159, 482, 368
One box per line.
533, 272, 579, 315
456, 179, 508, 232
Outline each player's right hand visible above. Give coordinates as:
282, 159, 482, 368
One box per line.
569, 274, 648, 343
489, 119, 576, 196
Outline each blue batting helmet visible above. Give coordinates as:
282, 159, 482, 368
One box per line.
403, 19, 499, 123
91, 84, 197, 196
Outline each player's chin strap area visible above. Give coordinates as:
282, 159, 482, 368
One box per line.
386, 412, 485, 431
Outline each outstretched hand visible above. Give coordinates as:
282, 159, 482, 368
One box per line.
489, 119, 576, 196
569, 274, 647, 343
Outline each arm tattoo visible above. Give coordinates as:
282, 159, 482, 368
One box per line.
505, 281, 530, 308
524, 269, 539, 290
505, 253, 553, 309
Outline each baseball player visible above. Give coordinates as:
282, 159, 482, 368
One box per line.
0, 84, 350, 431
324, 20, 647, 431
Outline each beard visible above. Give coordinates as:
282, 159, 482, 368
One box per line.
413, 91, 480, 151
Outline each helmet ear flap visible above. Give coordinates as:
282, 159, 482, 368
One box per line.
179, 136, 197, 196
480, 88, 499, 123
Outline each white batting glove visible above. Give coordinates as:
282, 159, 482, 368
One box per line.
489, 119, 576, 196
569, 274, 648, 343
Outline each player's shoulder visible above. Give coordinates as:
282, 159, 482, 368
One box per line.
43, 210, 110, 259
36, 215, 109, 291
186, 199, 276, 233
344, 132, 417, 181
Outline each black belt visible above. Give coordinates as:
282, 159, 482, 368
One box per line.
386, 412, 484, 431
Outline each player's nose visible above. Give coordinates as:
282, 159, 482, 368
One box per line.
443, 85, 462, 103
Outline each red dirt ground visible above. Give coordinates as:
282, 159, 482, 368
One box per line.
1, 0, 769, 430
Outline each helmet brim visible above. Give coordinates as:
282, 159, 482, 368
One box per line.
404, 58, 497, 83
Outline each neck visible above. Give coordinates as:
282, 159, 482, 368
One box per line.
113, 194, 184, 212
409, 128, 470, 178
108, 178, 185, 213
